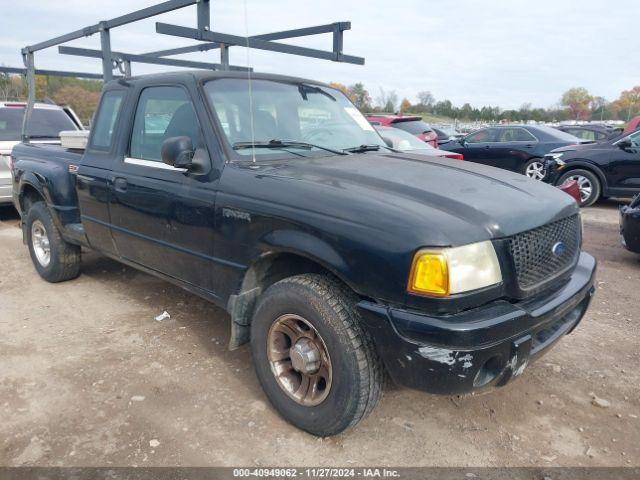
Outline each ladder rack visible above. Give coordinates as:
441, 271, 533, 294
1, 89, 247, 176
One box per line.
0, 0, 364, 141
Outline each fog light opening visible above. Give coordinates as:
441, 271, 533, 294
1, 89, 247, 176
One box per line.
473, 356, 503, 388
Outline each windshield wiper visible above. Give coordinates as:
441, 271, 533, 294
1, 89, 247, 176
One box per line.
343, 144, 384, 153
298, 84, 336, 102
233, 139, 348, 156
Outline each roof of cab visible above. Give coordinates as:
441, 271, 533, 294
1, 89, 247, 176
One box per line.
106, 69, 332, 89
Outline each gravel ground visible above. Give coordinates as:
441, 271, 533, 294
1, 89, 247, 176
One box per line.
0, 199, 639, 467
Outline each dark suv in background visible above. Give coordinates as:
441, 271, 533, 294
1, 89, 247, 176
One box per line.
544, 129, 640, 206
440, 125, 585, 179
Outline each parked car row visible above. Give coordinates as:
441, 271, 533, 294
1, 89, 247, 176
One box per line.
439, 125, 590, 180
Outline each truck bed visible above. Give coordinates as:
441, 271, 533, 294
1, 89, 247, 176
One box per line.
13, 142, 83, 166
12, 142, 84, 231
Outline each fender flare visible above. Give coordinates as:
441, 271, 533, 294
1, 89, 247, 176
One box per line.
17, 174, 67, 232
227, 229, 355, 350
257, 229, 351, 285
18, 172, 50, 205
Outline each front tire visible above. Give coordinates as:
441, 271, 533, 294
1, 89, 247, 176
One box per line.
557, 169, 601, 207
25, 202, 81, 282
250, 274, 383, 436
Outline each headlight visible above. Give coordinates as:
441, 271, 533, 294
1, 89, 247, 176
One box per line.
546, 153, 565, 167
408, 241, 502, 297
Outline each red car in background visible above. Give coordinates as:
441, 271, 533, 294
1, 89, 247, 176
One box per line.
366, 114, 438, 148
622, 116, 640, 136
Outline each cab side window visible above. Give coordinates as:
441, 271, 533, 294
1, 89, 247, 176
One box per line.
497, 128, 536, 142
90, 90, 124, 149
130, 86, 202, 162
466, 128, 496, 143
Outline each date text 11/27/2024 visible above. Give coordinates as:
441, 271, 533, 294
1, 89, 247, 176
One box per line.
232, 468, 400, 478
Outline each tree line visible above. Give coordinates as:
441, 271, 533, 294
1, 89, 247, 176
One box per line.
329, 82, 640, 123
2, 72, 638, 125
0, 72, 102, 124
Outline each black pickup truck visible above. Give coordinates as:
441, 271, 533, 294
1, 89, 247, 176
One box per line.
11, 71, 596, 436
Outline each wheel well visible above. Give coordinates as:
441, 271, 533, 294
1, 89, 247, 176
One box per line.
227, 252, 354, 349
241, 252, 336, 294
20, 184, 45, 214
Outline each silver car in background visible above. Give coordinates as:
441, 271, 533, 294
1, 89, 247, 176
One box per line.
0, 102, 83, 205
374, 125, 465, 160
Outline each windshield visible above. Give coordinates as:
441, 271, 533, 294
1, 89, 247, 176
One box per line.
535, 125, 584, 143
392, 119, 432, 135
0, 107, 77, 141
204, 79, 385, 157
375, 127, 435, 151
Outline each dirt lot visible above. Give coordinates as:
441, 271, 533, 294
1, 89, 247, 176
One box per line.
1, 200, 639, 467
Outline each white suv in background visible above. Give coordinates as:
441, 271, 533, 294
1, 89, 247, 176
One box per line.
0, 102, 83, 205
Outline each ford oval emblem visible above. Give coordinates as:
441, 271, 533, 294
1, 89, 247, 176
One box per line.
552, 241, 567, 257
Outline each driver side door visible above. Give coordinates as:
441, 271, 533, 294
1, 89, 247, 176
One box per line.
109, 84, 218, 292
609, 131, 640, 193
460, 128, 499, 166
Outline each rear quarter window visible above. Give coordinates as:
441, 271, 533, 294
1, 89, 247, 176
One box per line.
90, 91, 125, 150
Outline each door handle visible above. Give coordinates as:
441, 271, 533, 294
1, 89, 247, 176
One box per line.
114, 177, 128, 193
484, 145, 491, 149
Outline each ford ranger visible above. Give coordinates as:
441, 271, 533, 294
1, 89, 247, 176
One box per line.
11, 71, 596, 436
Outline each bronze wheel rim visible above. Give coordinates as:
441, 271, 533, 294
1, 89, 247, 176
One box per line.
267, 314, 332, 406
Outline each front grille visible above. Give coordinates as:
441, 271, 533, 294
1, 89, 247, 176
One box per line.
508, 215, 581, 291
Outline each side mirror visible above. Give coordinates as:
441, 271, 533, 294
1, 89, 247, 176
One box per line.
162, 136, 194, 169
617, 139, 633, 150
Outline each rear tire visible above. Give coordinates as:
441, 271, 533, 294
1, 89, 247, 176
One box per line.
557, 169, 601, 207
25, 202, 81, 282
522, 158, 545, 180
250, 274, 383, 436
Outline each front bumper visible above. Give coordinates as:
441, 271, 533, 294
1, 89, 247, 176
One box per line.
620, 201, 640, 253
358, 252, 597, 395
542, 159, 562, 185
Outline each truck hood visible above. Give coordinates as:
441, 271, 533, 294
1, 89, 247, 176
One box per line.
252, 152, 578, 247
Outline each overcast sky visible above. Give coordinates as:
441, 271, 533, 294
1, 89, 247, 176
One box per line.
1, 0, 637, 109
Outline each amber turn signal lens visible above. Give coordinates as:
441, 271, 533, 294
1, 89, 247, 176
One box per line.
408, 251, 449, 297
